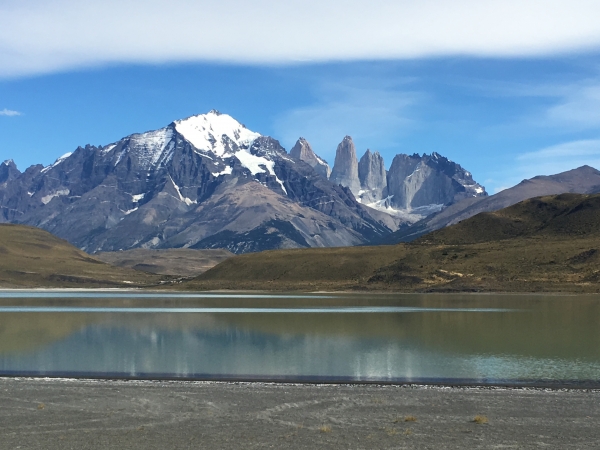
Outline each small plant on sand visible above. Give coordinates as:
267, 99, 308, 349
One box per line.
473, 415, 488, 424
392, 415, 416, 423
37, 403, 45, 410
404, 428, 413, 436
319, 425, 332, 433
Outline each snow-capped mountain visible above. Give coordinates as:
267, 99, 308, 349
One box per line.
0, 111, 390, 253
0, 110, 487, 254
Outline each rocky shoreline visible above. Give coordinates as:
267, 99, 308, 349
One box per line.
1, 378, 598, 449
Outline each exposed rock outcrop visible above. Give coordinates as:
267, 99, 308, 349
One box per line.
330, 136, 360, 195
358, 150, 387, 203
0, 160, 20, 183
386, 152, 485, 210
289, 137, 331, 179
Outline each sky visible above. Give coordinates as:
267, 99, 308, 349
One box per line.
2, 1, 600, 193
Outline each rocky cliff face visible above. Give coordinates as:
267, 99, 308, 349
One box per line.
0, 160, 20, 183
330, 142, 486, 223
386, 152, 485, 210
0, 111, 391, 254
289, 138, 331, 179
358, 150, 387, 203
330, 136, 360, 195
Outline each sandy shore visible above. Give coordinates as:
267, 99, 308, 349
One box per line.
1, 378, 599, 449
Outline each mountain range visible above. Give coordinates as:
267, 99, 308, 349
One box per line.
0, 110, 487, 253
380, 165, 600, 244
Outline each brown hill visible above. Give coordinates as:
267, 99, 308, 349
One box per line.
419, 193, 600, 244
96, 248, 234, 276
0, 224, 161, 288
185, 193, 600, 293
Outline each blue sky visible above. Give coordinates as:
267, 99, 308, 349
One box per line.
2, 0, 600, 193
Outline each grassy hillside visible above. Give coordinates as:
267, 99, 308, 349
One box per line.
185, 193, 600, 293
0, 224, 162, 288
419, 193, 600, 244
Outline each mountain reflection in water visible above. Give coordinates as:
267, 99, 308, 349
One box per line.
0, 292, 598, 384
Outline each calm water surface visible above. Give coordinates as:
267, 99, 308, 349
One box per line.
0, 291, 599, 386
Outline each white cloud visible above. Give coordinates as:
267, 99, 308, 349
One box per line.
515, 138, 600, 178
545, 84, 600, 129
492, 139, 600, 191
517, 139, 600, 161
0, 108, 21, 116
273, 79, 421, 161
1, 0, 600, 77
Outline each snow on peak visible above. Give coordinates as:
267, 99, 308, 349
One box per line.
41, 152, 72, 173
174, 111, 261, 157
126, 127, 174, 169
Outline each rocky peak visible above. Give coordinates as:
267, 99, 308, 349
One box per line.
173, 111, 260, 157
386, 153, 486, 210
358, 149, 387, 203
330, 136, 360, 195
0, 159, 20, 183
289, 137, 331, 179
249, 136, 287, 158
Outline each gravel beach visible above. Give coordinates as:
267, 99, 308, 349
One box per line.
1, 378, 599, 449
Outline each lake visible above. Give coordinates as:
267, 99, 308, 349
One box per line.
0, 291, 598, 387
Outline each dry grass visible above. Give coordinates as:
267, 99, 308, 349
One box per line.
319, 425, 332, 433
473, 415, 489, 424
0, 224, 162, 288
186, 193, 600, 294
393, 415, 417, 423
37, 403, 45, 410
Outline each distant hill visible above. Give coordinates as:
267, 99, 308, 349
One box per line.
185, 193, 600, 293
96, 248, 233, 276
418, 193, 600, 245
0, 224, 161, 287
378, 165, 600, 244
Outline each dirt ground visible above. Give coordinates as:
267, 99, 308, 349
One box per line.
1, 378, 599, 449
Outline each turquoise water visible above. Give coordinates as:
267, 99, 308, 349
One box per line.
0, 291, 598, 385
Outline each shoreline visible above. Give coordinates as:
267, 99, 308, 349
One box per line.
2, 375, 600, 391
1, 287, 600, 296
4, 375, 600, 391
2, 377, 598, 449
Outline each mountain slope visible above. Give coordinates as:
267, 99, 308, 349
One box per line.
418, 192, 600, 244
380, 165, 600, 243
96, 248, 233, 276
0, 224, 160, 287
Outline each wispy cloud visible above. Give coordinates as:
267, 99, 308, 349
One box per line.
518, 139, 600, 161
1, 0, 600, 77
492, 139, 600, 192
545, 84, 600, 129
0, 108, 21, 116
273, 78, 422, 160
